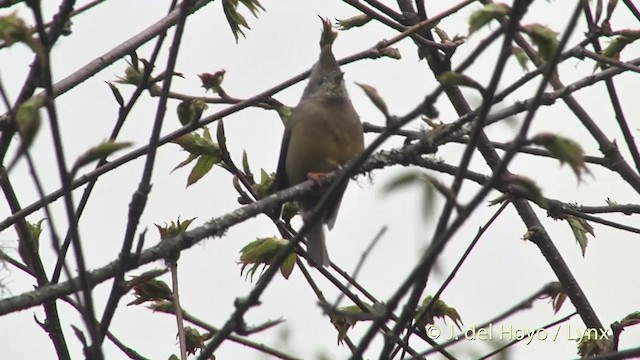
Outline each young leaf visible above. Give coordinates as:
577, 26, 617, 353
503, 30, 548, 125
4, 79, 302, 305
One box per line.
594, 35, 639, 71
330, 303, 380, 344
183, 327, 205, 355
171, 130, 221, 157
105, 81, 125, 107
540, 282, 568, 314
242, 150, 254, 182
276, 105, 292, 125
0, 12, 43, 55
566, 215, 595, 256
155, 217, 196, 239
199, 70, 226, 94
379, 47, 402, 60
239, 237, 296, 281
577, 331, 614, 357
73, 141, 132, 173
216, 119, 230, 167
0, 13, 30, 46
280, 253, 296, 279
522, 24, 559, 65
223, 0, 250, 42
14, 96, 44, 157
511, 46, 529, 70
177, 98, 207, 126
171, 153, 199, 173
187, 154, 216, 187
356, 82, 389, 119
336, 14, 371, 30
531, 133, 589, 181
415, 296, 463, 331
253, 169, 274, 199
319, 16, 338, 48
18, 218, 45, 270
619, 311, 640, 328
114, 61, 143, 85
468, 3, 511, 35
239, 0, 264, 17
437, 71, 484, 93
127, 278, 172, 306
503, 174, 546, 207
383, 172, 422, 194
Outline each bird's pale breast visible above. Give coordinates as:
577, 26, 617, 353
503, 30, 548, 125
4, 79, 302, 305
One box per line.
285, 96, 364, 186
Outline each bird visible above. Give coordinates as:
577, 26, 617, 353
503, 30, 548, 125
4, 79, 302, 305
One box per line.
273, 44, 364, 267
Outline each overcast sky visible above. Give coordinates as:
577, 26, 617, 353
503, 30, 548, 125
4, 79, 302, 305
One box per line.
1, 1, 639, 359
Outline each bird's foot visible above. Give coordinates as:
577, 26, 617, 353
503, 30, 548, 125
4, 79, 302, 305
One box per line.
306, 172, 327, 186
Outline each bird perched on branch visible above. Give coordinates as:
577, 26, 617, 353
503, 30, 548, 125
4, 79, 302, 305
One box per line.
273, 45, 364, 267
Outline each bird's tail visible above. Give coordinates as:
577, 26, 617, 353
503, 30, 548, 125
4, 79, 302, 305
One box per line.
305, 220, 329, 267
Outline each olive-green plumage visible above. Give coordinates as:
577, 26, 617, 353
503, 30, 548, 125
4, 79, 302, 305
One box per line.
274, 45, 364, 267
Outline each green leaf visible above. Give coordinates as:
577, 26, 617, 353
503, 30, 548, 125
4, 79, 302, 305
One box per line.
319, 16, 338, 48
594, 34, 639, 71
504, 174, 546, 207
276, 105, 292, 125
415, 296, 463, 331
468, 3, 511, 35
183, 326, 205, 355
15, 96, 43, 151
488, 193, 511, 206
379, 47, 402, 60
114, 61, 143, 85
106, 81, 125, 107
171, 153, 199, 173
336, 14, 371, 30
73, 141, 132, 172
531, 133, 589, 181
620, 311, 640, 328
280, 252, 297, 279
383, 172, 422, 194
155, 217, 196, 239
187, 154, 216, 187
566, 215, 595, 256
216, 119, 228, 161
239, 237, 292, 281
18, 218, 46, 269
0, 12, 43, 55
222, 0, 250, 42
177, 98, 207, 126
281, 202, 299, 223
239, 0, 264, 17
522, 24, 559, 64
171, 131, 220, 157
253, 168, 274, 199
437, 71, 484, 93
383, 172, 439, 220
0, 13, 30, 46
356, 82, 389, 118
242, 149, 254, 182
127, 278, 172, 306
330, 303, 381, 344
511, 46, 529, 71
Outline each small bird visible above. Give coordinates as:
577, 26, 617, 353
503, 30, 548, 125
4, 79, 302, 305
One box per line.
273, 45, 364, 267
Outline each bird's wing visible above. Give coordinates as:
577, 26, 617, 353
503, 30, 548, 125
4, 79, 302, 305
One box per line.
272, 124, 292, 193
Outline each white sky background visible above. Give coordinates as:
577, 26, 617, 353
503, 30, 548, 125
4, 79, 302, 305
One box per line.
1, 0, 639, 359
